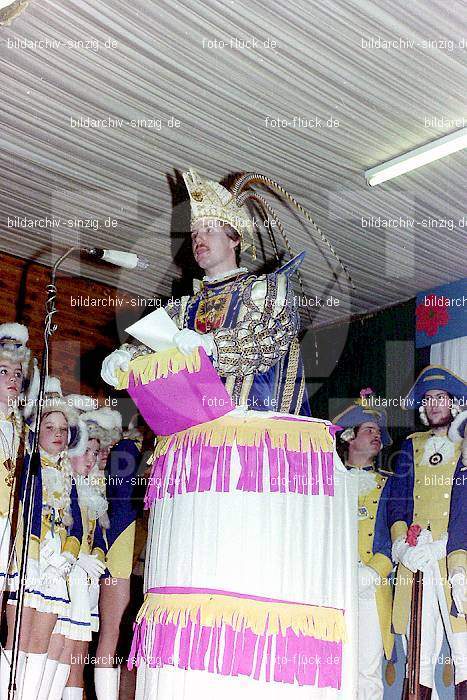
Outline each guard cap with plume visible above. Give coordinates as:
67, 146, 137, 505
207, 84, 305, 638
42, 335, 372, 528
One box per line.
332, 388, 392, 447
183, 170, 353, 312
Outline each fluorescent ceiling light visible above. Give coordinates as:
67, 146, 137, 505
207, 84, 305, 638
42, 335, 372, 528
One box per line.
364, 127, 467, 186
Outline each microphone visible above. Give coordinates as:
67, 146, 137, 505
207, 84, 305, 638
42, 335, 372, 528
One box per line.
83, 248, 149, 270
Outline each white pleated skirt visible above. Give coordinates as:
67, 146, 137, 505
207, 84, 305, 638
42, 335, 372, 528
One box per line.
54, 563, 100, 640
8, 528, 69, 615
0, 514, 18, 593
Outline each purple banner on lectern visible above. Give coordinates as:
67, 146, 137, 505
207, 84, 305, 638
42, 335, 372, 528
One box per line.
415, 277, 467, 348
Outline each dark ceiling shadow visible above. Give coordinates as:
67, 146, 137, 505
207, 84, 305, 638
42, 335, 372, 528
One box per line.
166, 169, 200, 300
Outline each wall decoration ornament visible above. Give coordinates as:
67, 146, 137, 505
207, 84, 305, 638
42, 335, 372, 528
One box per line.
416, 294, 450, 337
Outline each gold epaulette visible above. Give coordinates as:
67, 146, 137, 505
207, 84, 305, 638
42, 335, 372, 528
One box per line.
407, 431, 430, 441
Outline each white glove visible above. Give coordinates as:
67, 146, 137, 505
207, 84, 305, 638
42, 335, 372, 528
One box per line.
40, 539, 56, 566
427, 533, 448, 561
77, 552, 106, 579
47, 551, 75, 578
358, 564, 380, 599
173, 329, 214, 357
406, 533, 448, 572
449, 569, 467, 617
392, 537, 410, 566
392, 536, 432, 573
101, 349, 132, 387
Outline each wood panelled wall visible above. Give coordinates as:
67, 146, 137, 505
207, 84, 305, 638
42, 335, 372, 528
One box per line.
0, 251, 152, 422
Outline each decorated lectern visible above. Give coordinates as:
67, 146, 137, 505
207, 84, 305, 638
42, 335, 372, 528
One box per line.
116, 346, 357, 699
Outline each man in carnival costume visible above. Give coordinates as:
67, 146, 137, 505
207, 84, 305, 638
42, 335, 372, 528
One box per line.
333, 390, 394, 700
446, 409, 467, 698
389, 366, 467, 698
103, 169, 317, 415
102, 170, 355, 699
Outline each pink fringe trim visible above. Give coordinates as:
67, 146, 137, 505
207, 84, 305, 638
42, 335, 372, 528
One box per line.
144, 441, 334, 508
128, 608, 343, 688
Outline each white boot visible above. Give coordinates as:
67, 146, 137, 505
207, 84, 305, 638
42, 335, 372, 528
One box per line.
36, 658, 58, 700
47, 662, 70, 700
94, 667, 120, 700
21, 653, 47, 699
62, 688, 84, 700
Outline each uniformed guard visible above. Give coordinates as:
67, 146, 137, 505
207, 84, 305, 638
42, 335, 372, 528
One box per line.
389, 365, 467, 698
447, 409, 467, 699
333, 389, 394, 700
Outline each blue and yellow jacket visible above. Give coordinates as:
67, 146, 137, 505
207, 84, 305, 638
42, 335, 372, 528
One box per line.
19, 448, 83, 562
388, 431, 465, 634
353, 466, 394, 659
447, 456, 467, 615
104, 438, 142, 578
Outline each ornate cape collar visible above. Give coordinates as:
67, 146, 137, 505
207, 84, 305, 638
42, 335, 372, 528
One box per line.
193, 267, 248, 293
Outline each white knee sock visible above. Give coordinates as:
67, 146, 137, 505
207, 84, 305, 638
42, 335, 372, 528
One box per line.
0, 649, 12, 700
36, 657, 59, 700
47, 662, 70, 700
94, 666, 120, 700
62, 687, 84, 700
21, 652, 48, 699
1, 650, 28, 700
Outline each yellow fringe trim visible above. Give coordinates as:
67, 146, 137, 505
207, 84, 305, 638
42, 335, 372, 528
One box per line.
137, 592, 347, 643
116, 348, 201, 390
150, 414, 334, 457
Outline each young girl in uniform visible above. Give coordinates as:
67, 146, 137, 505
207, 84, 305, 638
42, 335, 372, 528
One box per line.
0, 323, 37, 700
5, 378, 84, 699
40, 395, 109, 700
81, 408, 142, 700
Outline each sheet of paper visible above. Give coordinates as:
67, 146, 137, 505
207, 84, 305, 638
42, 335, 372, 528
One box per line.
125, 307, 179, 351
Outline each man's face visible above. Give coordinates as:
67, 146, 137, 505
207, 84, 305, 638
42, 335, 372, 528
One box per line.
39, 411, 68, 455
423, 389, 452, 427
0, 360, 23, 410
191, 219, 239, 272
349, 421, 382, 460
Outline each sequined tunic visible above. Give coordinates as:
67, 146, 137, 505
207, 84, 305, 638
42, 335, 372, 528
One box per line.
126, 258, 310, 416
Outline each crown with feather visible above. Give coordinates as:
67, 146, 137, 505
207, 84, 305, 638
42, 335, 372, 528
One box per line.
182, 170, 353, 303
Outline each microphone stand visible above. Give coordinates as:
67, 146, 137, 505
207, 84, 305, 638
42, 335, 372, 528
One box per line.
8, 246, 80, 700
8, 243, 148, 697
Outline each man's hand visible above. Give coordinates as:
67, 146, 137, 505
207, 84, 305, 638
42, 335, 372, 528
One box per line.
101, 349, 132, 387
173, 329, 214, 357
